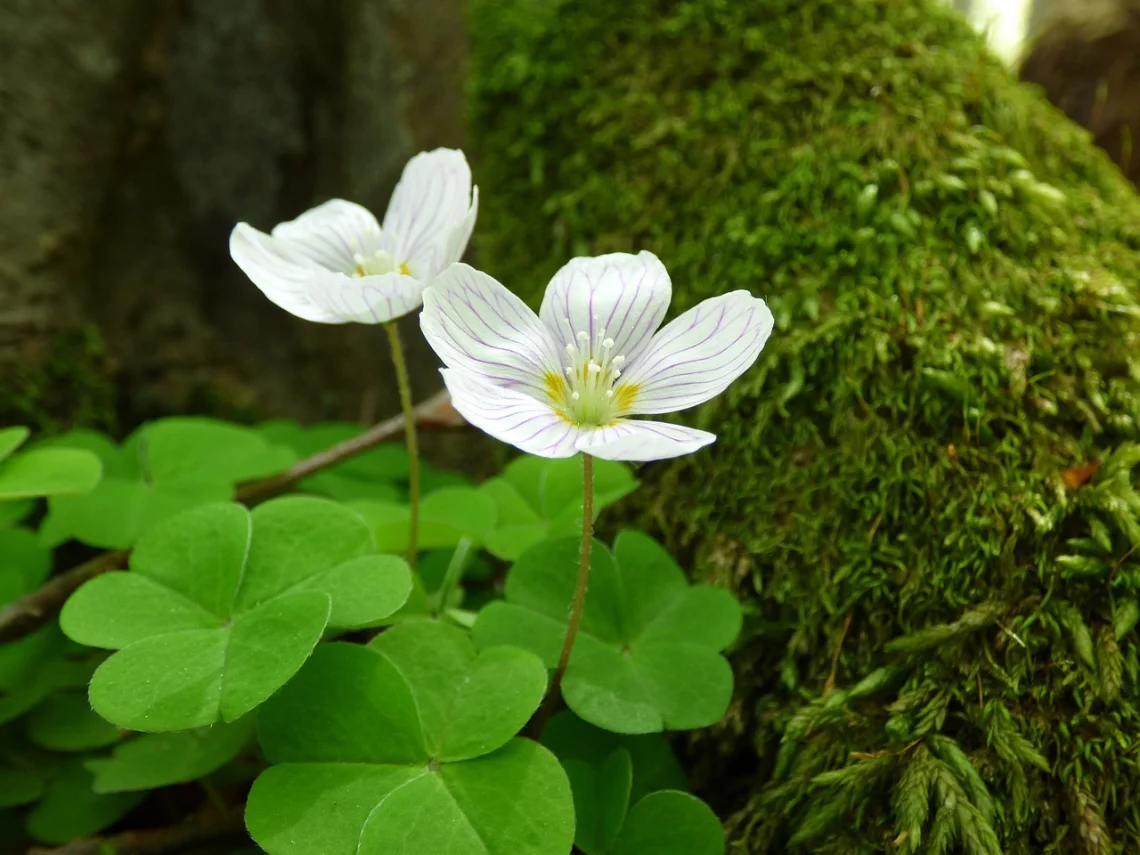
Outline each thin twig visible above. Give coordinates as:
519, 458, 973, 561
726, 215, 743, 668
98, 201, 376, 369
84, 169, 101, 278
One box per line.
0, 389, 465, 643
27, 807, 246, 855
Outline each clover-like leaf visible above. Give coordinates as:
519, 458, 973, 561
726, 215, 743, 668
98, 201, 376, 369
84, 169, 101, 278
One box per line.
610, 791, 724, 855
248, 620, 572, 855
26, 692, 121, 752
87, 715, 255, 793
350, 486, 497, 554
60, 498, 411, 731
0, 768, 43, 808
43, 418, 296, 549
481, 456, 638, 560
0, 441, 102, 501
541, 711, 687, 805
26, 761, 145, 844
474, 531, 741, 733
0, 428, 29, 464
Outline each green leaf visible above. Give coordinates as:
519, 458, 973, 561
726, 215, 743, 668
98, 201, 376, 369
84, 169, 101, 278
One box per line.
86, 715, 255, 793
0, 448, 102, 501
482, 456, 639, 560
0, 768, 43, 808
249, 622, 571, 855
0, 428, 29, 464
541, 711, 687, 803
562, 749, 632, 855
350, 487, 497, 554
474, 531, 741, 733
0, 527, 51, 606
610, 791, 724, 855
42, 418, 296, 549
26, 692, 121, 752
60, 498, 410, 730
26, 762, 144, 844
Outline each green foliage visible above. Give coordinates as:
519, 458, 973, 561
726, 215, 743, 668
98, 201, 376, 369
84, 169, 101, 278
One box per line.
0, 420, 731, 853
476, 531, 740, 733
60, 498, 411, 730
42, 418, 295, 548
468, 0, 1140, 849
248, 621, 573, 855
481, 455, 639, 560
0, 426, 101, 502
86, 717, 255, 793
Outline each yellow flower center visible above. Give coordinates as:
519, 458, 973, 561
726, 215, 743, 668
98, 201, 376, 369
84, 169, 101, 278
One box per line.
352, 249, 411, 278
545, 321, 639, 425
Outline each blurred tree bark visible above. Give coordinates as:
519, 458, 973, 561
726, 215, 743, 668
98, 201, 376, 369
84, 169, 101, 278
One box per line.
0, 0, 467, 432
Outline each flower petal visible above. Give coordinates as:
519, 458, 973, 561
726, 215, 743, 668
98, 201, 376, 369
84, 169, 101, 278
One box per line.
619, 292, 774, 415
576, 421, 716, 462
421, 263, 563, 395
229, 223, 349, 324
438, 185, 479, 271
538, 251, 671, 361
441, 368, 580, 458
270, 199, 384, 274
304, 272, 426, 324
383, 149, 475, 277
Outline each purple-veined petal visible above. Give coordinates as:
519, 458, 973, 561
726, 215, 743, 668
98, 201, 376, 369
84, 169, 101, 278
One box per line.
619, 291, 774, 415
441, 368, 580, 458
229, 223, 350, 324
384, 149, 475, 277
420, 264, 563, 396
303, 272, 426, 324
576, 421, 716, 461
538, 251, 671, 362
439, 185, 479, 270
270, 199, 384, 274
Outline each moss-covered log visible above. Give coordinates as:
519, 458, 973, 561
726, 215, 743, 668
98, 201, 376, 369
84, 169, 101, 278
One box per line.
470, 0, 1140, 851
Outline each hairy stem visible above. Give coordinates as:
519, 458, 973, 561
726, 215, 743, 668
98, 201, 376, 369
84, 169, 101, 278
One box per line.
385, 321, 420, 568
529, 453, 594, 738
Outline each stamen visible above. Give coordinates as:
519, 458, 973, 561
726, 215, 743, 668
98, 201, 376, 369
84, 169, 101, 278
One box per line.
602, 338, 614, 349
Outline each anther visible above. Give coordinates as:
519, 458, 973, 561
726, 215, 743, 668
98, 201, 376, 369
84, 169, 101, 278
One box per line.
602, 338, 614, 349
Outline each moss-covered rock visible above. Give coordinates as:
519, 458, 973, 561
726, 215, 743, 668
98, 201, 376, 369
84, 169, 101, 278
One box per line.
470, 0, 1140, 851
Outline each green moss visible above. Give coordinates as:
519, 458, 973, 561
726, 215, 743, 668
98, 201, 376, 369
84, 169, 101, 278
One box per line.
0, 327, 117, 435
470, 0, 1140, 851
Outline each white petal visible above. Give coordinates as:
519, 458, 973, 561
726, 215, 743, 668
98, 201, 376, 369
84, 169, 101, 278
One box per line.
438, 185, 479, 271
420, 263, 563, 395
538, 251, 671, 360
619, 292, 774, 415
576, 421, 716, 462
229, 223, 349, 324
304, 272, 426, 324
270, 199, 384, 273
441, 368, 580, 458
383, 149, 475, 277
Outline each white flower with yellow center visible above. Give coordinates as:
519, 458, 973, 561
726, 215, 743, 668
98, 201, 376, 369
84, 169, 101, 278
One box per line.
420, 251, 774, 461
228, 148, 477, 324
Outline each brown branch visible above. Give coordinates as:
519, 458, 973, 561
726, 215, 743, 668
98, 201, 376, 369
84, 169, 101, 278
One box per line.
27, 807, 246, 855
0, 389, 465, 644
822, 611, 853, 698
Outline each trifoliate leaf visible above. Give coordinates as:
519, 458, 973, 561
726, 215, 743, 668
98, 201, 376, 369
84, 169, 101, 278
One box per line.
26, 761, 144, 844
248, 621, 572, 855
0, 447, 102, 501
610, 791, 724, 855
43, 418, 296, 549
86, 715, 255, 793
349, 486, 497, 553
474, 531, 741, 733
26, 692, 121, 752
481, 456, 638, 560
60, 498, 411, 731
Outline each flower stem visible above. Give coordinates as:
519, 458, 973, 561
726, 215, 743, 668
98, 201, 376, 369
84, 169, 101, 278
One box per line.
384, 321, 420, 569
528, 453, 594, 739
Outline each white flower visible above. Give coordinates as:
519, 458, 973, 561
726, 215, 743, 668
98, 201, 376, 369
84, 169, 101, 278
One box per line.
419, 251, 774, 461
229, 148, 478, 324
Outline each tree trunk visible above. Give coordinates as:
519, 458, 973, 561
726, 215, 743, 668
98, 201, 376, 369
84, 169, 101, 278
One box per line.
470, 0, 1140, 852
0, 0, 467, 433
